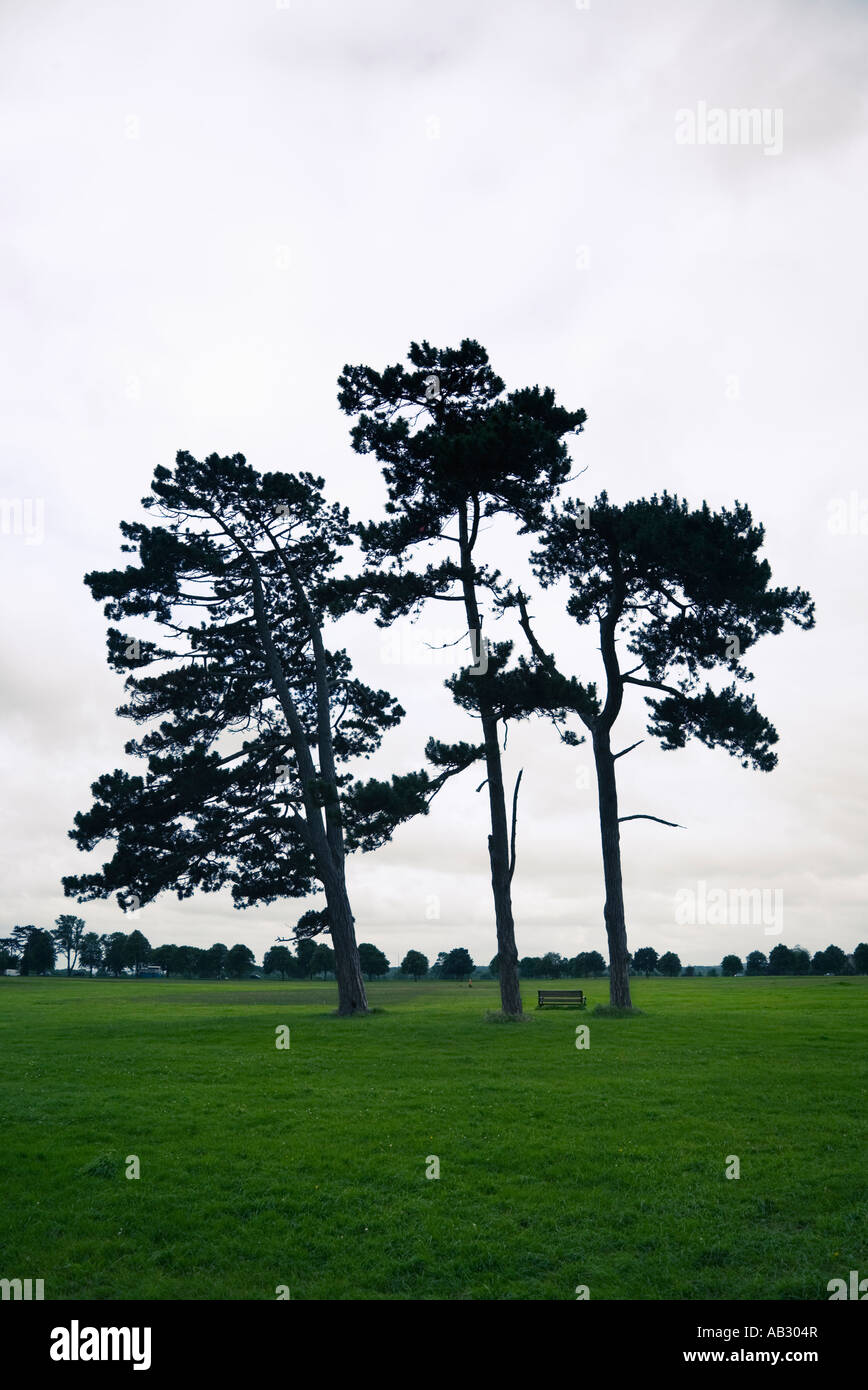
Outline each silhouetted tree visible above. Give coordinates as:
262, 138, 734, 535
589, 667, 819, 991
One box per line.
400, 950, 429, 981
541, 951, 566, 978
150, 944, 178, 976
20, 928, 55, 976
201, 943, 227, 980
126, 929, 152, 977
768, 943, 794, 975
633, 946, 659, 977
721, 954, 743, 976
658, 951, 681, 976
441, 947, 474, 980
357, 943, 390, 980
336, 340, 585, 1017
52, 914, 86, 975
812, 944, 848, 975
745, 950, 767, 975
227, 943, 255, 977
61, 452, 452, 1016
80, 933, 103, 974
103, 932, 129, 976
310, 942, 336, 980
515, 492, 815, 1007
264, 946, 294, 980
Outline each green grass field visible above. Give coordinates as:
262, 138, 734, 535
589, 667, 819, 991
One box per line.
0, 974, 864, 1300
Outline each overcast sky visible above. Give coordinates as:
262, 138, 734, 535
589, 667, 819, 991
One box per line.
2, 0, 866, 970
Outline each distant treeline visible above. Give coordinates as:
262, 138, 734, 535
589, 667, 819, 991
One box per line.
720, 944, 868, 976
3, 923, 866, 982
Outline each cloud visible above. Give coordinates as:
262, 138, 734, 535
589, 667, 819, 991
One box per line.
1, 0, 866, 965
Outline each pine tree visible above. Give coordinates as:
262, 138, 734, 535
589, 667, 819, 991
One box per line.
63, 452, 455, 1015
336, 339, 585, 1015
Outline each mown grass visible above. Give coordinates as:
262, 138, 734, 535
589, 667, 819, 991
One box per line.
0, 974, 864, 1300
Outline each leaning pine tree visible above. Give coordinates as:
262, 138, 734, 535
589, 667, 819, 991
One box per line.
63, 452, 461, 1016
336, 339, 586, 1017
514, 491, 815, 1008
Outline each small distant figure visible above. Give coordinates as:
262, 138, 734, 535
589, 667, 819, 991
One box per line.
468, 979, 473, 988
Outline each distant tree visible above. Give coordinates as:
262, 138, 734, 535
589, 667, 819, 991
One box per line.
186, 946, 207, 977
541, 952, 565, 979
295, 938, 317, 979
201, 943, 227, 980
400, 950, 429, 981
427, 952, 448, 980
150, 944, 179, 976
102, 932, 129, 976
487, 953, 501, 979
658, 951, 681, 977
571, 950, 605, 977
853, 943, 868, 974
126, 929, 152, 977
683, 964, 695, 977
515, 492, 815, 1008
21, 929, 56, 976
0, 941, 17, 971
263, 946, 294, 980
633, 947, 658, 977
721, 954, 743, 977
310, 943, 336, 980
52, 914, 86, 975
519, 956, 543, 978
80, 933, 103, 975
767, 943, 794, 975
357, 943, 390, 980
9, 925, 34, 963
790, 947, 811, 975
824, 944, 849, 974
227, 944, 255, 978
745, 950, 767, 976
441, 947, 474, 980
812, 944, 848, 975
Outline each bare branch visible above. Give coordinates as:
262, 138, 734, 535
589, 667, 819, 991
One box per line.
508, 768, 523, 883
623, 675, 683, 700
618, 813, 684, 828
613, 739, 644, 760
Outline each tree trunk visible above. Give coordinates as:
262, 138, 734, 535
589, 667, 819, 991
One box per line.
483, 716, 523, 1016
458, 499, 522, 1017
324, 873, 369, 1016
592, 726, 633, 1008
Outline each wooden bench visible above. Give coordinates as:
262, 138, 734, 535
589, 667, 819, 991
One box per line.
537, 989, 587, 1009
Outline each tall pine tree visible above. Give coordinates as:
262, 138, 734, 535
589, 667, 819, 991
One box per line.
63, 451, 459, 1015
514, 491, 815, 1006
336, 340, 586, 1016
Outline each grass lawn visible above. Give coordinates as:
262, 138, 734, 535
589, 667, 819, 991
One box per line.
0, 973, 864, 1300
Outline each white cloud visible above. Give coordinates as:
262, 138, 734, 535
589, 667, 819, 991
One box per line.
1, 0, 866, 967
